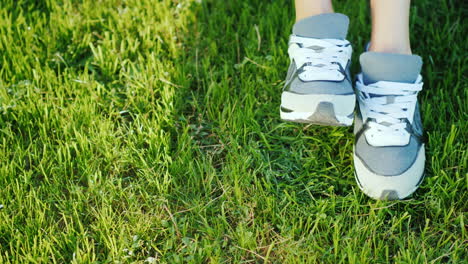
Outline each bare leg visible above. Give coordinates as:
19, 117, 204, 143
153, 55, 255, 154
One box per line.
295, 0, 334, 22
369, 0, 412, 54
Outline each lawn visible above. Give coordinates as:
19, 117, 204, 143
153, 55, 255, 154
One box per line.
0, 0, 466, 263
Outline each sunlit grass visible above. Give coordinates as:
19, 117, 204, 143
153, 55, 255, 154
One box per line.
0, 0, 466, 263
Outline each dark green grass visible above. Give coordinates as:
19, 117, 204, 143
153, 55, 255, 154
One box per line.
0, 0, 466, 263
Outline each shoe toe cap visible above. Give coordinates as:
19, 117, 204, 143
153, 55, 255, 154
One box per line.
354, 145, 425, 200
355, 135, 421, 176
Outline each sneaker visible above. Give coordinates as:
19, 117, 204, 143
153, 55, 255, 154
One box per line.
354, 52, 425, 200
280, 13, 355, 126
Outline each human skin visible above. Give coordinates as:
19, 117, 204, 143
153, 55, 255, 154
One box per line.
294, 0, 412, 54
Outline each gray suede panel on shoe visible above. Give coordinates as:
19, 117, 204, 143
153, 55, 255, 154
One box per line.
285, 62, 296, 82
284, 54, 352, 95
354, 110, 423, 176
360, 52, 422, 84
412, 103, 424, 136
293, 13, 349, 39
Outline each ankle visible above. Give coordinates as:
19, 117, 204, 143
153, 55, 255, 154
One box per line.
369, 42, 412, 55
296, 10, 334, 22
295, 0, 334, 22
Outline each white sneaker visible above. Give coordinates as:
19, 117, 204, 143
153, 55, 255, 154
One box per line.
354, 52, 425, 200
280, 13, 355, 126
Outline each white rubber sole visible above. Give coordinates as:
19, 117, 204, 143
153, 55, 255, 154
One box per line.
353, 145, 425, 200
280, 91, 356, 126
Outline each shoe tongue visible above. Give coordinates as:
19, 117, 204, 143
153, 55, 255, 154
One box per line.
293, 13, 349, 39
360, 52, 422, 84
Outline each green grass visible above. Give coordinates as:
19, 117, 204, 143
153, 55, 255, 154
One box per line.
0, 0, 466, 263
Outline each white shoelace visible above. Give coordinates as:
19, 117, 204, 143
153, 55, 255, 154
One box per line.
356, 73, 423, 134
288, 35, 352, 81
